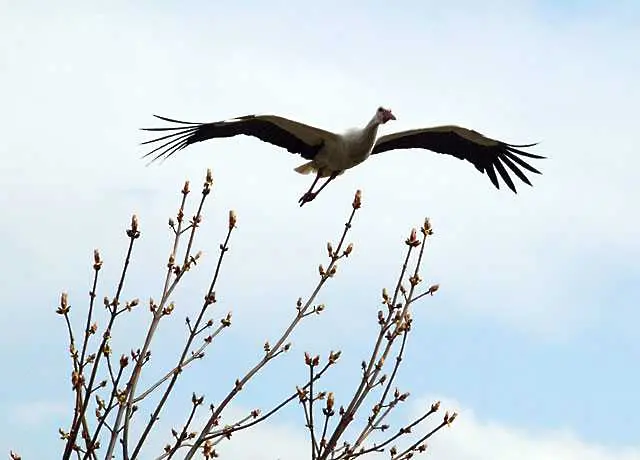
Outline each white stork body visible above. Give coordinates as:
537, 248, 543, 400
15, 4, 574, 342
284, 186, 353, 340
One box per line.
295, 117, 383, 178
142, 107, 544, 206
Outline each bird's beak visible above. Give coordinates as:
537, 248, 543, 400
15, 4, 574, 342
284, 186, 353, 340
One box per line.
383, 110, 396, 122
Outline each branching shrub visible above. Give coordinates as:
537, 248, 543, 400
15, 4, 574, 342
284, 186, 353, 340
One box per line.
11, 169, 456, 460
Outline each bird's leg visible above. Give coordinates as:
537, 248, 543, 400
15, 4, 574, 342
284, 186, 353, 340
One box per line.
298, 172, 322, 206
314, 172, 339, 196
298, 171, 339, 207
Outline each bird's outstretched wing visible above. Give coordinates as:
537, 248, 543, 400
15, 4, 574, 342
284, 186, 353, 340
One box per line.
371, 125, 545, 193
141, 114, 339, 163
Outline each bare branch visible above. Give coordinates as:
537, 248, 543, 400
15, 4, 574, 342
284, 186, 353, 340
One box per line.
46, 176, 454, 460
184, 192, 363, 459
129, 173, 225, 460
63, 216, 140, 460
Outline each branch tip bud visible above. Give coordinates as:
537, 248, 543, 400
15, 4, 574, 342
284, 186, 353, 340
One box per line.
352, 189, 362, 209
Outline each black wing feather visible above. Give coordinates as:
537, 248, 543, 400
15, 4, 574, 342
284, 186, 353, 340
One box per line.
484, 163, 500, 190
499, 154, 533, 186
493, 158, 516, 193
503, 151, 542, 174
371, 129, 545, 193
141, 115, 324, 163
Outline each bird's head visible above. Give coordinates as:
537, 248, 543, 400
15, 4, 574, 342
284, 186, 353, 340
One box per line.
375, 106, 396, 124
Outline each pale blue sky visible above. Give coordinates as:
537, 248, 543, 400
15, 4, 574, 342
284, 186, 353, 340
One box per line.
1, 1, 639, 459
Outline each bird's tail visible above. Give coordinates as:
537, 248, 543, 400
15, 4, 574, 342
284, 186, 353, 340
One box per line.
294, 161, 317, 175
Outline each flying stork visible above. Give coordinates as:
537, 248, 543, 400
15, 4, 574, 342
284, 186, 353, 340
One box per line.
141, 107, 545, 206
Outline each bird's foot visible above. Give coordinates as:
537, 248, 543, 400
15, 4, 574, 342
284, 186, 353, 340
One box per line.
298, 192, 317, 207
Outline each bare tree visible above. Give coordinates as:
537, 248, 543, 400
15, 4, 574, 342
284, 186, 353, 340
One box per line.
11, 169, 456, 460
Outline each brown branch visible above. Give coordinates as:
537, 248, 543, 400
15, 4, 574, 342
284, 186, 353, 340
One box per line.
392, 418, 451, 460
347, 402, 441, 459
209, 412, 257, 448
163, 180, 193, 298
205, 357, 336, 441
79, 251, 102, 370
81, 354, 128, 460
318, 244, 414, 459
183, 191, 362, 459
52, 180, 453, 460
351, 329, 410, 452
350, 222, 432, 452
129, 223, 232, 458
127, 175, 221, 460
355, 223, 429, 408
61, 257, 101, 460
308, 355, 319, 460
408, 284, 440, 305
164, 393, 204, 459
58, 297, 82, 434
118, 182, 196, 460
63, 217, 140, 460
58, 292, 95, 459
300, 393, 314, 456
132, 319, 228, 404
319, 391, 334, 452
319, 219, 434, 460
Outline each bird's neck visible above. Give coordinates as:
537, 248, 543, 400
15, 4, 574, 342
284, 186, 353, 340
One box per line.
365, 115, 382, 130
341, 115, 380, 150
341, 115, 381, 146
358, 116, 381, 140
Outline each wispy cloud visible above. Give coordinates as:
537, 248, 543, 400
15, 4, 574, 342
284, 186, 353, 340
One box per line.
144, 399, 640, 460
425, 396, 640, 460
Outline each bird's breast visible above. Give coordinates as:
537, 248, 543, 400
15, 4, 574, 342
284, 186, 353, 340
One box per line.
315, 131, 377, 172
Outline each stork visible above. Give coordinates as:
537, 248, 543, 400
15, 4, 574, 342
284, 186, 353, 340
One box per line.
141, 107, 545, 206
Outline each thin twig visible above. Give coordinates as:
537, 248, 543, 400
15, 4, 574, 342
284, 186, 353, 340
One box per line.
320, 221, 434, 460
309, 360, 318, 460
184, 194, 361, 459
128, 179, 219, 460
348, 403, 440, 459
132, 321, 227, 404
392, 420, 448, 460
79, 256, 101, 370
165, 394, 203, 459
82, 357, 127, 460
205, 360, 334, 440
319, 243, 414, 460
350, 225, 431, 451
118, 185, 195, 460
64, 223, 139, 460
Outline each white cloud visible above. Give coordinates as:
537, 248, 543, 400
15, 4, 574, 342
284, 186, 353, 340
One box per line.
6, 395, 638, 459
423, 396, 640, 460
152, 399, 640, 460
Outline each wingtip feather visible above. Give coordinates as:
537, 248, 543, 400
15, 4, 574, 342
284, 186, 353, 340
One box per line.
500, 155, 533, 186
506, 144, 546, 159
484, 164, 500, 190
152, 114, 204, 125
507, 142, 539, 148
494, 160, 517, 193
